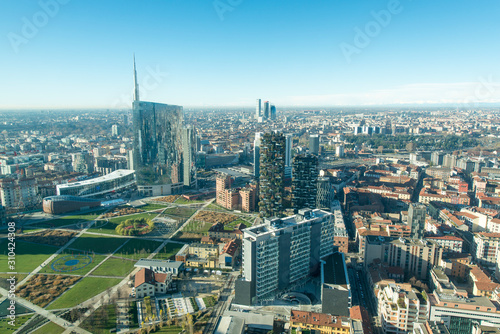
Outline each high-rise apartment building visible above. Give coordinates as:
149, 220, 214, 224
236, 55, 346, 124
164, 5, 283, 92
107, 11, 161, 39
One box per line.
409, 203, 426, 239
111, 124, 119, 136
472, 232, 500, 266
292, 154, 318, 211
131, 57, 185, 196
336, 145, 345, 158
0, 177, 39, 210
270, 105, 276, 120
253, 132, 262, 179
431, 151, 445, 166
378, 284, 429, 334
182, 126, 197, 187
317, 177, 333, 210
263, 101, 270, 119
364, 236, 442, 280
255, 99, 261, 119
259, 132, 285, 217
234, 208, 335, 305
285, 134, 293, 179
309, 134, 320, 155
71, 152, 94, 174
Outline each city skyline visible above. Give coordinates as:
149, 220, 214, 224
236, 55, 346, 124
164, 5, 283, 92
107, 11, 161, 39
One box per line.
1, 0, 500, 109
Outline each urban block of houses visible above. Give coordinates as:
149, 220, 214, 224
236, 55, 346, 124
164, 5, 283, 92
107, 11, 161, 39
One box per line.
175, 239, 240, 269
134, 268, 172, 298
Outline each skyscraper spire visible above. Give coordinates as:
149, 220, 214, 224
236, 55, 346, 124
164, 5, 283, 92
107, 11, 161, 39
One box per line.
133, 54, 140, 101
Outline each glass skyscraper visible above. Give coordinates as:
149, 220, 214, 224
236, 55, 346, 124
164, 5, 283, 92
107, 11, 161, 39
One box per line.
132, 100, 184, 185
131, 57, 187, 194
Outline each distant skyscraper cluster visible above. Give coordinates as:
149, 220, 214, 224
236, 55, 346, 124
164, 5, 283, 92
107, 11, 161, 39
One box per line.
255, 99, 277, 122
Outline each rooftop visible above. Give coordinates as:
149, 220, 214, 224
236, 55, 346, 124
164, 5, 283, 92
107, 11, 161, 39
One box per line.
322, 252, 348, 287
134, 258, 184, 269
57, 169, 135, 189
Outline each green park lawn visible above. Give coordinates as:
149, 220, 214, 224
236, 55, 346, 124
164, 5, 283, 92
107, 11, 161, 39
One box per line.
174, 196, 208, 204
70, 233, 127, 254
0, 315, 32, 332
152, 326, 183, 333
32, 321, 65, 334
39, 253, 106, 275
47, 277, 121, 310
35, 210, 106, 228
140, 203, 169, 212
206, 203, 230, 211
88, 212, 159, 235
81, 304, 117, 334
116, 238, 162, 260
183, 220, 211, 234
0, 240, 59, 273
162, 207, 197, 218
153, 243, 184, 260
91, 257, 136, 277
224, 218, 247, 230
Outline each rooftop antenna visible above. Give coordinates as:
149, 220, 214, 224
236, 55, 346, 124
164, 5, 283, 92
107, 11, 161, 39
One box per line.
133, 54, 140, 101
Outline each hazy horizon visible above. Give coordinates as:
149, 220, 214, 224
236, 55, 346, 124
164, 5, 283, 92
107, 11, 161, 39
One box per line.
2, 0, 500, 109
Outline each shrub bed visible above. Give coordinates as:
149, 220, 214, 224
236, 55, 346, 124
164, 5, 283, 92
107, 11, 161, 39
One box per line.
115, 218, 154, 236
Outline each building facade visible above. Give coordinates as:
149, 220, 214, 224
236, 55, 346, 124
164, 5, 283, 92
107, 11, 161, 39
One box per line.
259, 132, 285, 217
409, 203, 426, 239
56, 169, 136, 198
378, 284, 429, 334
364, 236, 443, 280
235, 208, 335, 305
292, 153, 318, 211
131, 59, 187, 196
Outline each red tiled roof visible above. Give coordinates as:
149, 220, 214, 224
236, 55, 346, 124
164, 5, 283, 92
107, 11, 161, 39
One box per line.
291, 310, 346, 329
135, 268, 155, 288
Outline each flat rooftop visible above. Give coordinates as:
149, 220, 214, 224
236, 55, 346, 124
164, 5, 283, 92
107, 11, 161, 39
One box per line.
244, 209, 330, 238
58, 169, 135, 189
135, 258, 183, 269
322, 252, 348, 286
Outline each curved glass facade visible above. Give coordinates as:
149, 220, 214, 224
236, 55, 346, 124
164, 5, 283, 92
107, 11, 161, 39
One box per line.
132, 101, 183, 185
56, 170, 136, 197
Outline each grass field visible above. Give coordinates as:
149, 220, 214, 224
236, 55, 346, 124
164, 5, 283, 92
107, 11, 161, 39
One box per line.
88, 212, 159, 235
32, 321, 65, 334
162, 207, 197, 218
81, 304, 117, 334
151, 326, 183, 333
47, 277, 121, 310
0, 315, 32, 332
183, 220, 211, 234
206, 203, 230, 211
0, 273, 27, 289
174, 197, 208, 204
0, 240, 59, 273
91, 257, 136, 277
0, 297, 32, 316
153, 243, 184, 260
35, 210, 106, 228
224, 218, 248, 230
39, 253, 106, 275
70, 233, 127, 254
116, 239, 162, 260
140, 203, 169, 211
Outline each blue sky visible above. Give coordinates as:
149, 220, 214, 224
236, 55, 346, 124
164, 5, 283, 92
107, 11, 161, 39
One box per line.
1, 0, 500, 109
